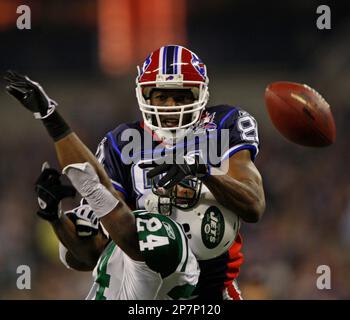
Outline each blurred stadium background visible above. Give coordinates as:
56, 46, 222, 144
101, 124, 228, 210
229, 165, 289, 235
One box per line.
0, 0, 350, 299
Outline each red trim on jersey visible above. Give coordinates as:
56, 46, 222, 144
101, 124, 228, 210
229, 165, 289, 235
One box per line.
140, 120, 165, 144
225, 281, 243, 300
224, 234, 244, 287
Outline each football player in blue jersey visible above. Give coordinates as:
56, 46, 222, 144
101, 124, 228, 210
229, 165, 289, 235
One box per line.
4, 45, 265, 300
94, 45, 266, 299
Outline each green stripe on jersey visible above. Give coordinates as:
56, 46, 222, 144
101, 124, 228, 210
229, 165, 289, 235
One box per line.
95, 241, 116, 300
170, 219, 188, 273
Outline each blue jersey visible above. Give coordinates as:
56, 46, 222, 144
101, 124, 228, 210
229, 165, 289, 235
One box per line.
95, 105, 260, 299
95, 105, 259, 209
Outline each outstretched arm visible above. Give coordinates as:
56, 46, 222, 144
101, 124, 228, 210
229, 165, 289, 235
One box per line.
62, 163, 142, 261
143, 149, 265, 223
4, 71, 118, 196
204, 150, 265, 223
54, 132, 117, 196
5, 71, 142, 261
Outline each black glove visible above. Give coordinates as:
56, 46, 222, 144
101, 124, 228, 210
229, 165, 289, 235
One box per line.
35, 162, 76, 221
140, 153, 209, 190
4, 70, 57, 119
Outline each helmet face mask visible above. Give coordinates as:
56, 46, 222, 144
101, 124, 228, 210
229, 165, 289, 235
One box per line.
150, 177, 203, 216
136, 45, 209, 141
147, 88, 196, 130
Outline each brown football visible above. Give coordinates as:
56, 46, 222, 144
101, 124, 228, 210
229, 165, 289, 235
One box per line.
265, 81, 336, 147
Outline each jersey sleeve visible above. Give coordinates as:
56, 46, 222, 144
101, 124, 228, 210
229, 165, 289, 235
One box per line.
95, 133, 128, 198
219, 108, 260, 161
134, 211, 190, 278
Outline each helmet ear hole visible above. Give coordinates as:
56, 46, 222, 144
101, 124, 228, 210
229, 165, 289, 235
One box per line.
182, 223, 190, 233
181, 223, 192, 239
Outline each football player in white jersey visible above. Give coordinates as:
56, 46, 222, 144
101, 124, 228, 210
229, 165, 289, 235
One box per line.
34, 163, 199, 300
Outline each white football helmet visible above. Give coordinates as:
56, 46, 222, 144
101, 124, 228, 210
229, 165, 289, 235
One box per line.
145, 191, 240, 260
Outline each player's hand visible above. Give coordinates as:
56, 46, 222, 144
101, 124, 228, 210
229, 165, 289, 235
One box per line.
4, 70, 57, 119
66, 203, 99, 237
35, 162, 76, 222
140, 153, 209, 190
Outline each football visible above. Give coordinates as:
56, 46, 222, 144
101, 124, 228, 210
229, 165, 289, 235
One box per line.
265, 81, 336, 147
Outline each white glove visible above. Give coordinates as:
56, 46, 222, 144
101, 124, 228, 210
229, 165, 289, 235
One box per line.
62, 163, 119, 218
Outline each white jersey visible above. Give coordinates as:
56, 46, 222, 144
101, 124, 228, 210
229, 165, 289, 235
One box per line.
86, 211, 199, 300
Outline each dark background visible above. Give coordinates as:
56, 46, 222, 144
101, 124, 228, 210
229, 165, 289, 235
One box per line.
0, 0, 349, 299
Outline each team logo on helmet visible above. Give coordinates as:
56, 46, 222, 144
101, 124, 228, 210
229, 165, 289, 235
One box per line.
191, 54, 206, 79
139, 54, 152, 79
